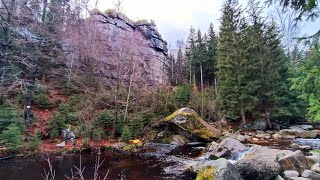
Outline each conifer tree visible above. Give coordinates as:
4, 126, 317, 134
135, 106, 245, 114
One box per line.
216, 0, 249, 124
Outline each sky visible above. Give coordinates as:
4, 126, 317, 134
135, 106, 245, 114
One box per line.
91, 0, 320, 47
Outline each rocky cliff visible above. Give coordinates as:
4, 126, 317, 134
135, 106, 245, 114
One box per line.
68, 9, 169, 89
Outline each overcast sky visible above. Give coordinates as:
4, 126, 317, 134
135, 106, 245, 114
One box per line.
92, 0, 320, 46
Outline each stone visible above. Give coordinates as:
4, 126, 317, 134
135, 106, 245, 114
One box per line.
236, 135, 246, 142
112, 142, 128, 149
195, 158, 244, 180
290, 177, 312, 180
294, 125, 314, 130
278, 150, 310, 175
211, 158, 244, 180
273, 133, 281, 139
277, 128, 304, 139
217, 137, 247, 152
283, 170, 299, 179
299, 130, 320, 138
274, 175, 285, 180
235, 157, 281, 180
152, 108, 221, 141
301, 170, 320, 180
277, 128, 320, 139
306, 155, 320, 167
62, 128, 75, 140
311, 163, 320, 173
245, 147, 292, 162
253, 119, 268, 130
207, 141, 219, 151
252, 137, 260, 141
56, 141, 65, 147
299, 145, 312, 150
210, 137, 247, 159
291, 143, 300, 148
171, 134, 189, 145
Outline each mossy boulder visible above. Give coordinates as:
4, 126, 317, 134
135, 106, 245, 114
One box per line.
196, 166, 215, 180
196, 158, 244, 180
152, 108, 221, 142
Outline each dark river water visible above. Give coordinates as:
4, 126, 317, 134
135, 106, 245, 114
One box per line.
0, 145, 198, 180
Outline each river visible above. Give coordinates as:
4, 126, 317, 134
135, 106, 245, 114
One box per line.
0, 138, 319, 180
0, 145, 197, 180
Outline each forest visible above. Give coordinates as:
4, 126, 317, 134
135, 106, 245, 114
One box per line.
0, 0, 320, 179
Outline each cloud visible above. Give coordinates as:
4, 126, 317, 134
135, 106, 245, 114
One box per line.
92, 0, 225, 44
92, 0, 319, 46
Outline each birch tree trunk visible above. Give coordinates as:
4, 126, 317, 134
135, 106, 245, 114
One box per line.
123, 63, 136, 122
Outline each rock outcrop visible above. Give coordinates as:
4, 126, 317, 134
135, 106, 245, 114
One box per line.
66, 9, 169, 89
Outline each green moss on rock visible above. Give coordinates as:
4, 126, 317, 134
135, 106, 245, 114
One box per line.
161, 108, 221, 140
196, 166, 215, 180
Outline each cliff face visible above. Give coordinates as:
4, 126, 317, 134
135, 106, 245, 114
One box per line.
74, 9, 169, 89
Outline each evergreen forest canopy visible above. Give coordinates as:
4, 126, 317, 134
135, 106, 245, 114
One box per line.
0, 0, 320, 153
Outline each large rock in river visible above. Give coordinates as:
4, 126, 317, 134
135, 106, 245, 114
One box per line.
235, 157, 281, 180
152, 108, 221, 141
196, 158, 244, 180
235, 147, 291, 180
210, 138, 247, 160
277, 150, 310, 175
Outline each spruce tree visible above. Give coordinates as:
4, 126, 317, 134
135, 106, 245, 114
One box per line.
216, 0, 249, 123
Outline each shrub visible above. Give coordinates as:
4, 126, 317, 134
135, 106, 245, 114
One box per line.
121, 125, 132, 142
48, 111, 66, 138
129, 114, 145, 138
27, 134, 42, 152
173, 84, 192, 108
0, 106, 23, 133
95, 110, 114, 129
0, 123, 23, 153
91, 127, 105, 141
32, 91, 54, 109
57, 103, 78, 124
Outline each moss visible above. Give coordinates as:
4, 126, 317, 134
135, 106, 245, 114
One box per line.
192, 128, 215, 140
122, 144, 136, 151
196, 166, 215, 180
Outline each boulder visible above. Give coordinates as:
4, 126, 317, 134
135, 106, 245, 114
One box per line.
292, 125, 314, 130
290, 177, 312, 180
274, 175, 285, 180
210, 138, 247, 159
56, 141, 65, 147
171, 134, 190, 145
112, 142, 128, 149
212, 158, 244, 180
236, 135, 246, 142
245, 147, 292, 162
276, 128, 305, 139
301, 170, 320, 180
311, 163, 320, 174
278, 150, 310, 175
306, 155, 320, 167
283, 170, 299, 179
253, 118, 268, 130
152, 108, 221, 141
62, 128, 76, 140
299, 145, 312, 151
196, 158, 244, 180
299, 130, 320, 138
235, 157, 281, 180
276, 128, 320, 139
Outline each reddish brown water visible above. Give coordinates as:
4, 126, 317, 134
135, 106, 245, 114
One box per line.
0, 150, 188, 180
